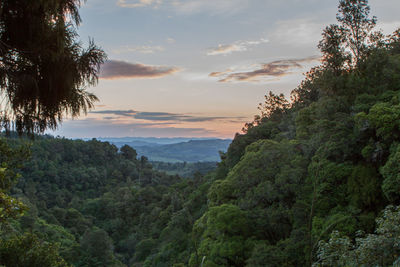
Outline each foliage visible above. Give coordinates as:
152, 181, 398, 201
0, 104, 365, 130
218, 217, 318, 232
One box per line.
0, 233, 71, 267
0, 138, 29, 223
0, 0, 106, 133
314, 205, 400, 266
380, 144, 400, 203
0, 135, 212, 266
151, 161, 218, 178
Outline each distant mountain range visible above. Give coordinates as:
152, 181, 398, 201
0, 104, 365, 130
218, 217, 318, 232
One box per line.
86, 137, 232, 162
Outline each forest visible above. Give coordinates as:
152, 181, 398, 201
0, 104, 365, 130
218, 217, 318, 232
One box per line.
1, 0, 400, 266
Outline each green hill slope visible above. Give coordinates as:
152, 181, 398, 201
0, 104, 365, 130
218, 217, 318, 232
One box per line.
135, 139, 232, 162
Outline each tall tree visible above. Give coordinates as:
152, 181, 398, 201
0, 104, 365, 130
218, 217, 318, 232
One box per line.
318, 0, 377, 70
0, 0, 106, 134
336, 0, 376, 64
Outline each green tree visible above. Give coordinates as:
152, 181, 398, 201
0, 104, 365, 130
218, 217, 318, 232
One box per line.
0, 138, 29, 223
380, 144, 400, 203
190, 204, 253, 267
120, 145, 137, 161
0, 233, 70, 267
337, 0, 377, 64
314, 205, 400, 266
80, 228, 115, 266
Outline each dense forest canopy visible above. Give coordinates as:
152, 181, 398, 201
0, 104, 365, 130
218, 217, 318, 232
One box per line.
1, 0, 400, 266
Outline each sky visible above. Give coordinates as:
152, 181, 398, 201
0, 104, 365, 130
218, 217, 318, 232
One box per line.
50, 0, 400, 139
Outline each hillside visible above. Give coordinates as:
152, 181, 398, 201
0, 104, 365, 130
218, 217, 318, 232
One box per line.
90, 137, 206, 147
151, 161, 218, 177
90, 137, 231, 163
3, 136, 194, 266
134, 139, 231, 162
182, 6, 400, 265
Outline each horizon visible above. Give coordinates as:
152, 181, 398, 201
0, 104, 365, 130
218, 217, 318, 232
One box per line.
80, 136, 232, 140
46, 134, 233, 143
89, 136, 231, 139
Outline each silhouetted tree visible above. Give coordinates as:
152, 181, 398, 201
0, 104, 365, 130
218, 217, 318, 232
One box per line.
318, 0, 378, 69
0, 0, 106, 134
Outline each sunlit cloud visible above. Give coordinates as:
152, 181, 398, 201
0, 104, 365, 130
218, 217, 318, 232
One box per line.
211, 56, 320, 83
113, 45, 164, 54
91, 110, 246, 123
207, 38, 269, 56
209, 69, 232, 77
100, 60, 180, 79
207, 44, 245, 56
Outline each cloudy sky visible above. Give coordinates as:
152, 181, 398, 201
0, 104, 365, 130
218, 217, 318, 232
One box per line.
51, 0, 400, 138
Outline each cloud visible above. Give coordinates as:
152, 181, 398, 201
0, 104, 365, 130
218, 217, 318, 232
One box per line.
103, 117, 116, 120
207, 44, 245, 56
166, 37, 176, 44
117, 0, 162, 8
117, 0, 248, 15
272, 19, 325, 47
91, 110, 246, 123
212, 56, 320, 83
100, 60, 180, 79
209, 69, 232, 77
113, 45, 164, 54
207, 38, 269, 56
171, 0, 248, 15
93, 110, 136, 116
